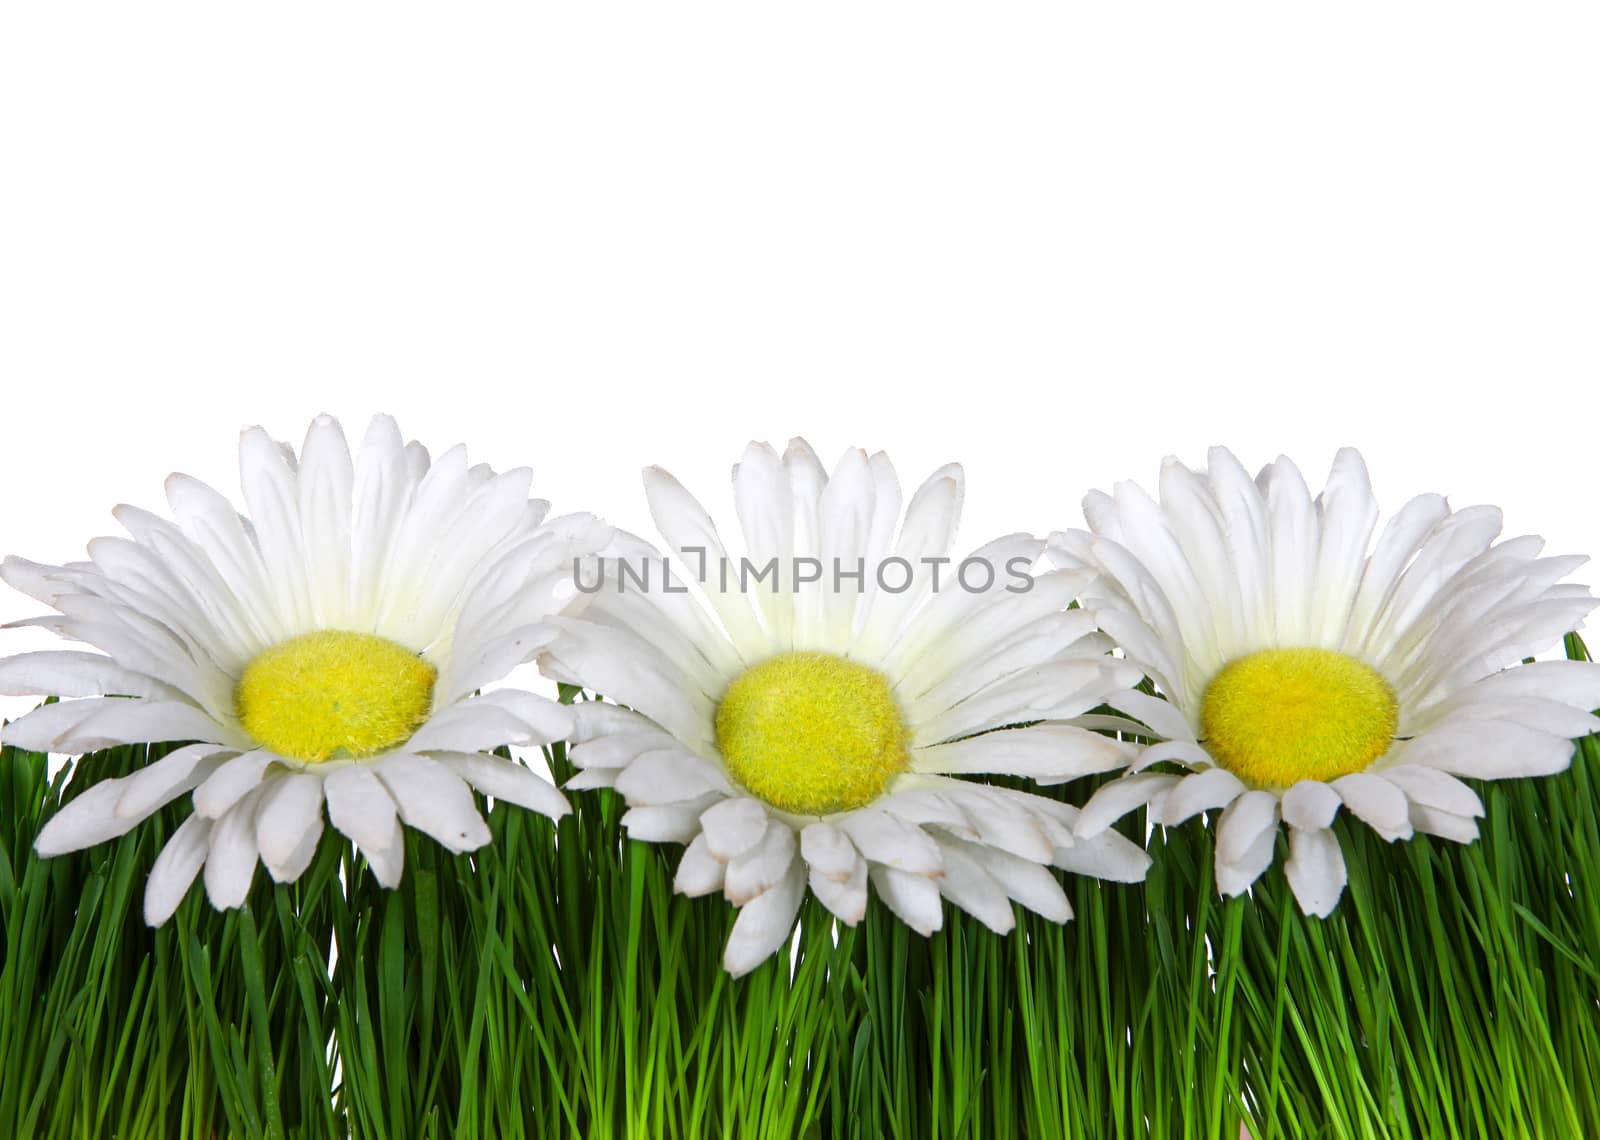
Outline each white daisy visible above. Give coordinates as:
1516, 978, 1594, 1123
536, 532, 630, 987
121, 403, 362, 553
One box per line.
1051, 447, 1600, 916
540, 439, 1151, 976
0, 414, 611, 923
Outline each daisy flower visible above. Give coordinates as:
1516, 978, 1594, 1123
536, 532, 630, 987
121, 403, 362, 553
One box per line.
0, 415, 610, 923
540, 439, 1151, 976
1052, 447, 1600, 916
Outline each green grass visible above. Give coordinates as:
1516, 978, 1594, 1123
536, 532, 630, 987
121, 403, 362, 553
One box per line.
2, 636, 1597, 1138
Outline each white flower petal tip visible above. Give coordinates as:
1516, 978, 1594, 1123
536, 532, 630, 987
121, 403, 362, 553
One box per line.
1285, 828, 1348, 918
541, 441, 1154, 967
673, 835, 726, 898
34, 779, 136, 857
254, 772, 326, 872
3, 414, 605, 915
433, 751, 571, 821
144, 815, 213, 926
810, 861, 870, 926
1155, 768, 1246, 828
1075, 774, 1179, 839
722, 862, 806, 978
1054, 828, 1153, 884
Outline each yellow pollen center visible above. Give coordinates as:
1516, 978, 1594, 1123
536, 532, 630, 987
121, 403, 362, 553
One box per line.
1199, 647, 1399, 788
235, 630, 437, 763
714, 651, 910, 816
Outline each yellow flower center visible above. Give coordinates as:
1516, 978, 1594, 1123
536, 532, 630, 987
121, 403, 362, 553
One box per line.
1199, 647, 1399, 788
714, 651, 911, 816
235, 630, 437, 763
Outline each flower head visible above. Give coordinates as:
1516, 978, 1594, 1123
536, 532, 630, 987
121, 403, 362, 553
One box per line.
1053, 447, 1600, 915
0, 415, 610, 922
542, 440, 1150, 975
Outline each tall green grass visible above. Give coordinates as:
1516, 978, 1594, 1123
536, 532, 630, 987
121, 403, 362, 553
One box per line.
2, 636, 1596, 1137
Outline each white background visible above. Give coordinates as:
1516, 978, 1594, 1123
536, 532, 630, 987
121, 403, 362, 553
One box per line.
1, 6, 1596, 718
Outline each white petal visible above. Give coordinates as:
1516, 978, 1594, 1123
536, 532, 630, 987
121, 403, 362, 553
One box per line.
35, 778, 138, 856
1400, 722, 1575, 780
295, 415, 355, 623
1107, 690, 1197, 744
376, 753, 492, 854
203, 792, 262, 910
1155, 768, 1246, 827
613, 749, 734, 805
564, 768, 618, 791
237, 426, 314, 631
1308, 448, 1379, 647
56, 699, 229, 755
403, 702, 545, 754
912, 657, 1129, 745
884, 531, 1042, 683
1285, 828, 1348, 917
193, 751, 276, 820
891, 571, 1091, 703
871, 786, 980, 840
1380, 765, 1485, 818
913, 723, 1131, 782
819, 448, 879, 633
799, 820, 858, 881
838, 810, 943, 874
1329, 772, 1413, 841
931, 843, 1016, 934
951, 839, 1073, 922
349, 415, 415, 616
1452, 658, 1600, 710
1127, 738, 1213, 774
440, 624, 562, 706
723, 822, 799, 906
0, 650, 166, 699
699, 797, 770, 861
2, 701, 103, 754
362, 816, 407, 887
1260, 455, 1321, 647
673, 834, 726, 897
1216, 790, 1281, 866
1215, 824, 1279, 897
809, 857, 869, 925
323, 764, 404, 880
855, 463, 963, 655
1075, 773, 1180, 838
641, 465, 766, 656
869, 864, 944, 936
732, 440, 796, 647
1204, 447, 1272, 637
938, 784, 1056, 861
471, 689, 578, 744
432, 751, 571, 820
1408, 803, 1480, 843
0, 554, 70, 605
254, 772, 325, 872
1346, 492, 1450, 646
115, 743, 232, 820
159, 471, 277, 643
144, 813, 213, 925
722, 861, 806, 977
1280, 781, 1342, 831
621, 794, 721, 844
1416, 694, 1600, 742
570, 729, 681, 769
1052, 826, 1152, 884
542, 619, 716, 751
